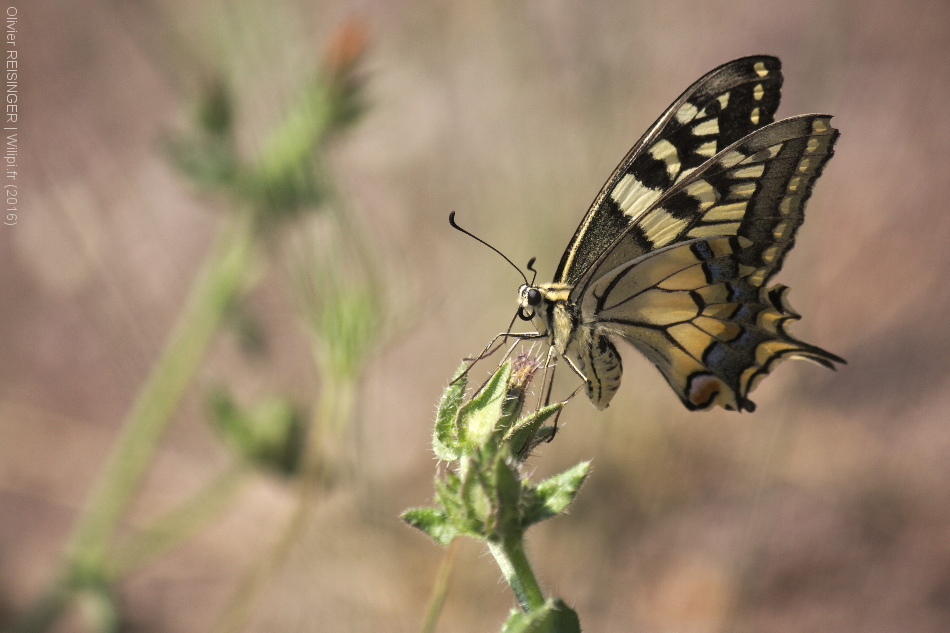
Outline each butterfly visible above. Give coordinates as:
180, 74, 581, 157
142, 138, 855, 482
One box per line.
500, 55, 843, 412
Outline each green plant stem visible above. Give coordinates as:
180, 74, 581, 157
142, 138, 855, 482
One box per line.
419, 538, 460, 633
12, 217, 256, 633
210, 373, 356, 633
307, 371, 356, 480
66, 212, 258, 580
487, 536, 545, 613
107, 461, 251, 578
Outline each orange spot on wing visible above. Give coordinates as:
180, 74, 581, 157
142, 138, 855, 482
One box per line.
688, 374, 723, 409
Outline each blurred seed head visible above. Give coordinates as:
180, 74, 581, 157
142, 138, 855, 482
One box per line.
321, 18, 370, 81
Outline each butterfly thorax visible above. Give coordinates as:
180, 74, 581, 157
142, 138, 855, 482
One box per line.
518, 281, 621, 409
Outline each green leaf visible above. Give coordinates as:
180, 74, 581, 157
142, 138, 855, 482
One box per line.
531, 426, 558, 446
501, 599, 581, 633
401, 508, 459, 547
433, 363, 468, 461
459, 455, 495, 537
255, 81, 334, 193
434, 469, 461, 500
505, 402, 562, 459
493, 453, 523, 540
195, 77, 234, 137
523, 462, 591, 527
434, 472, 471, 534
208, 387, 306, 476
209, 388, 247, 445
457, 363, 510, 448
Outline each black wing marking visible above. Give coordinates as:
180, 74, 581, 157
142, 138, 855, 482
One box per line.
555, 55, 783, 285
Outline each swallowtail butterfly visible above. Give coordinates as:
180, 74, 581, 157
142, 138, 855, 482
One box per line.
512, 55, 843, 412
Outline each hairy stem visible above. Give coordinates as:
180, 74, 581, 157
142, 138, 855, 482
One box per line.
487, 537, 545, 613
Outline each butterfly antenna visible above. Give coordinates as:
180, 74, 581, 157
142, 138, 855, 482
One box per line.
526, 257, 538, 285
449, 212, 528, 285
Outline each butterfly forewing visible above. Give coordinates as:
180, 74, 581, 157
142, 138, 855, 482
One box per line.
573, 114, 838, 298
555, 55, 783, 286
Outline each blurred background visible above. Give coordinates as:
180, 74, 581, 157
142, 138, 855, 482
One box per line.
5, 0, 950, 631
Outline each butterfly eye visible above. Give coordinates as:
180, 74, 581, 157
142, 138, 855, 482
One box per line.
526, 288, 542, 306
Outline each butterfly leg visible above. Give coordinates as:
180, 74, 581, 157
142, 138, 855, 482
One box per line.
498, 335, 531, 370
452, 331, 547, 386
554, 351, 590, 390
460, 310, 522, 363
536, 346, 558, 411
528, 347, 586, 446
537, 348, 565, 444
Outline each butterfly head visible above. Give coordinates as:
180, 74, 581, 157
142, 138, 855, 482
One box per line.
517, 284, 545, 324
517, 283, 572, 339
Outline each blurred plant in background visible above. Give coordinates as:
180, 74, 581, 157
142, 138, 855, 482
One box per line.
10, 15, 389, 633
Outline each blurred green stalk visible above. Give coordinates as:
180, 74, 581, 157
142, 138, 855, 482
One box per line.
108, 461, 252, 578
419, 539, 460, 633
13, 16, 373, 633
211, 372, 357, 633
13, 212, 258, 633
67, 212, 257, 578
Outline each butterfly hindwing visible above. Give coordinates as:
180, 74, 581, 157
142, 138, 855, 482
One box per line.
564, 332, 623, 410
580, 236, 843, 411
555, 55, 784, 286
